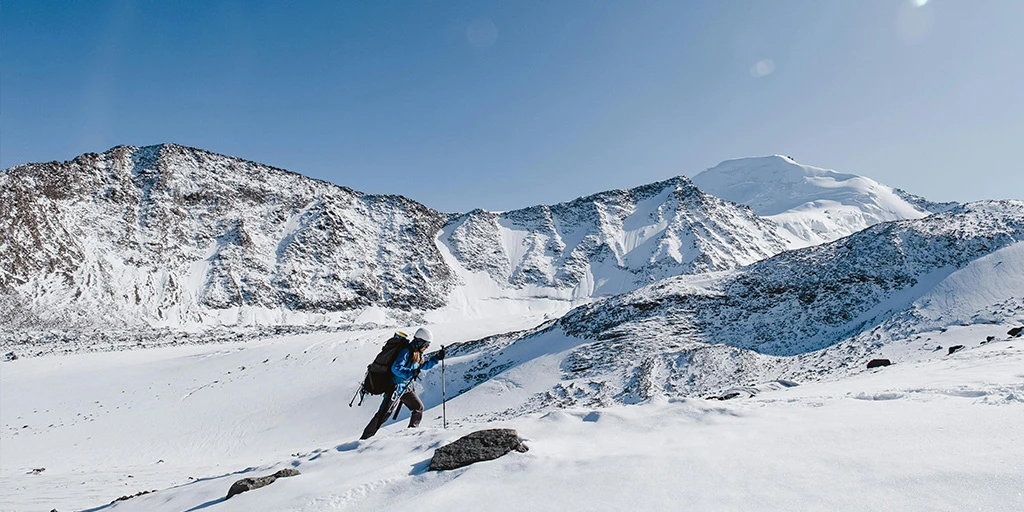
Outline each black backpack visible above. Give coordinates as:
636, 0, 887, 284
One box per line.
362, 333, 411, 395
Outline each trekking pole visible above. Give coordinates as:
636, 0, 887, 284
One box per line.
441, 345, 447, 429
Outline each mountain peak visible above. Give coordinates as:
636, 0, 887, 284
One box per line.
691, 155, 942, 248
692, 156, 867, 215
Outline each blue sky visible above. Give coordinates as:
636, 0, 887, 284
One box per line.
2, 1, 1022, 212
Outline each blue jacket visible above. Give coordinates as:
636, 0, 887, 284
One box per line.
390, 348, 439, 386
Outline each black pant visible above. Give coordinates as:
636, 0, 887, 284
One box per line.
360, 389, 425, 440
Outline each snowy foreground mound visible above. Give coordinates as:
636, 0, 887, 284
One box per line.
2, 322, 1022, 511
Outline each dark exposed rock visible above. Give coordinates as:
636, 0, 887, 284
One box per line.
948, 345, 965, 355
892, 188, 960, 214
3, 352, 17, 361
429, 429, 528, 471
866, 359, 891, 369
226, 468, 300, 499
705, 386, 758, 401
1009, 327, 1023, 337
707, 392, 741, 401
984, 336, 996, 343
112, 489, 156, 503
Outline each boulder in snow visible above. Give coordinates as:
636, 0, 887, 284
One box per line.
705, 387, 759, 400
429, 429, 528, 471
1008, 327, 1023, 337
948, 345, 965, 355
866, 359, 891, 369
226, 468, 300, 499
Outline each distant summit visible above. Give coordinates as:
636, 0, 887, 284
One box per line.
692, 155, 954, 248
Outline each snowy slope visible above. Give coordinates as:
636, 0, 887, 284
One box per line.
415, 201, 1024, 411
691, 155, 956, 248
2, 314, 1021, 512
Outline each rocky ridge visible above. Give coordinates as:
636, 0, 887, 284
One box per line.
443, 176, 788, 298
436, 201, 1024, 408
1, 144, 453, 331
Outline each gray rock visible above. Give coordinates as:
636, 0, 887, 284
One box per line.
948, 345, 964, 355
1009, 327, 1023, 337
429, 429, 528, 471
866, 358, 891, 369
112, 489, 156, 503
226, 468, 300, 499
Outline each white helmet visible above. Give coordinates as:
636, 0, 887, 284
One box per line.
413, 327, 433, 344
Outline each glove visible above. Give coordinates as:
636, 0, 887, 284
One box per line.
436, 347, 446, 360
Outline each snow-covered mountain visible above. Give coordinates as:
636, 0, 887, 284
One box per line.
0, 144, 457, 330
440, 177, 787, 301
691, 155, 957, 248
1, 144, 792, 332
439, 201, 1024, 406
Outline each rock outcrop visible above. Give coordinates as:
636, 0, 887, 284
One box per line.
225, 468, 300, 499
429, 429, 528, 471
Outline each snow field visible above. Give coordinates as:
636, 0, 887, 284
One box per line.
2, 321, 1023, 511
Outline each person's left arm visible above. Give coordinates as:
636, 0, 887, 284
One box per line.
420, 347, 445, 371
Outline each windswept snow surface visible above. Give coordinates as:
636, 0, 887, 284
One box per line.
2, 324, 1022, 512
692, 155, 942, 248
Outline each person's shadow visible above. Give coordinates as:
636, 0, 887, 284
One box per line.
183, 497, 227, 511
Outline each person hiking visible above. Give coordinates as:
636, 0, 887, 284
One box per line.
360, 327, 445, 440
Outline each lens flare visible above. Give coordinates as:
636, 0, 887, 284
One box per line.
750, 59, 775, 78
